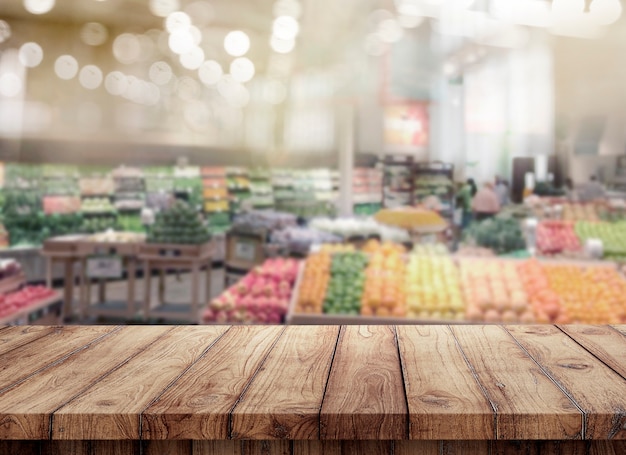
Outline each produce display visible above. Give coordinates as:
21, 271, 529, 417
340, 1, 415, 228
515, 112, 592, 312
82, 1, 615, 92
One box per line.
464, 217, 526, 255
43, 196, 81, 215
81, 197, 116, 213
562, 203, 599, 222
0, 225, 8, 248
322, 251, 368, 315
374, 207, 447, 231
536, 221, 581, 255
0, 259, 21, 279
517, 260, 626, 324
79, 177, 115, 195
407, 244, 465, 321
0, 285, 58, 319
295, 250, 332, 314
203, 258, 299, 324
460, 258, 534, 323
575, 221, 626, 259
43, 178, 78, 196
6, 213, 82, 246
147, 200, 210, 244
3, 190, 41, 216
361, 241, 406, 318
117, 214, 144, 232
80, 214, 118, 234
89, 231, 145, 243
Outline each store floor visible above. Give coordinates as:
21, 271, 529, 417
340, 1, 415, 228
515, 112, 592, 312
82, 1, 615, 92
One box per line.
59, 266, 227, 324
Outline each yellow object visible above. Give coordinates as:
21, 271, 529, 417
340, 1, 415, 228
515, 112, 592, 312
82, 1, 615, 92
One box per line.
374, 207, 446, 231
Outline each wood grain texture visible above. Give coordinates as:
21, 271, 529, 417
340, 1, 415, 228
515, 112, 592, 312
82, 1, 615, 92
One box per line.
536, 441, 588, 455
231, 326, 339, 440
0, 325, 118, 390
193, 441, 242, 455
292, 441, 342, 455
506, 325, 626, 439
89, 441, 140, 455
441, 441, 490, 454
320, 326, 407, 440
0, 440, 40, 455
42, 441, 90, 455
241, 440, 291, 455
491, 441, 538, 455
559, 325, 626, 380
397, 325, 494, 440
340, 441, 391, 455
393, 440, 439, 455
589, 441, 626, 455
142, 325, 284, 440
0, 326, 58, 354
52, 325, 229, 440
0, 326, 171, 439
143, 440, 192, 455
450, 325, 582, 440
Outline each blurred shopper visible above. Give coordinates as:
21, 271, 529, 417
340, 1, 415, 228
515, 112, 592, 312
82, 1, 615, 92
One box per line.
472, 181, 501, 221
579, 175, 605, 202
563, 177, 578, 202
457, 178, 477, 229
495, 176, 510, 207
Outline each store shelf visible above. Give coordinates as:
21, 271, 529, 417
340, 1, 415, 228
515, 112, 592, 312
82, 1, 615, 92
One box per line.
0, 291, 62, 325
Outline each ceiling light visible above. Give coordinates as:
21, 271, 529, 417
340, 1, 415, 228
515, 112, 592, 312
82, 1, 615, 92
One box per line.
589, 0, 622, 25
273, 0, 302, 19
168, 30, 194, 54
149, 0, 180, 17
23, 0, 55, 15
272, 15, 300, 40
113, 33, 141, 64
270, 36, 295, 53
149, 61, 173, 85
18, 42, 43, 68
180, 47, 205, 70
165, 11, 191, 33
230, 57, 255, 83
0, 21, 10, 44
54, 55, 78, 80
224, 30, 250, 57
105, 71, 129, 95
0, 73, 22, 97
79, 65, 103, 90
198, 60, 223, 85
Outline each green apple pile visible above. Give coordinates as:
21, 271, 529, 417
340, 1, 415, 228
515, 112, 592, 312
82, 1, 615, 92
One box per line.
148, 200, 211, 245
575, 221, 626, 259
323, 252, 368, 315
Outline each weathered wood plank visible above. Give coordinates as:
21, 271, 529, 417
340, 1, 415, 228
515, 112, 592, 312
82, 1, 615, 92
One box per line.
42, 441, 90, 455
341, 441, 391, 454
52, 326, 229, 440
143, 440, 192, 455
0, 326, 119, 390
397, 325, 494, 440
506, 325, 626, 439
559, 325, 626, 379
0, 326, 171, 439
193, 441, 242, 455
231, 326, 339, 440
320, 326, 407, 440
0, 326, 58, 354
450, 325, 582, 440
292, 441, 342, 455
241, 440, 291, 455
491, 441, 538, 455
142, 325, 284, 440
536, 441, 588, 455
589, 441, 626, 455
89, 441, 140, 455
393, 440, 439, 455
0, 440, 40, 455
442, 441, 490, 454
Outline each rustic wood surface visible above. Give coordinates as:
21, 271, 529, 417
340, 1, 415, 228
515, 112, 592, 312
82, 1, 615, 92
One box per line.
2, 324, 626, 455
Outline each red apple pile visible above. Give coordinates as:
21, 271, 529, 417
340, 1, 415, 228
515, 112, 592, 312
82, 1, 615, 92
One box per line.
203, 258, 300, 324
0, 285, 57, 319
536, 221, 581, 255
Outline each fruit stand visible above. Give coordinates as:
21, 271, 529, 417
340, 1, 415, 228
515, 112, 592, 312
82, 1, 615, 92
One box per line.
2, 324, 626, 454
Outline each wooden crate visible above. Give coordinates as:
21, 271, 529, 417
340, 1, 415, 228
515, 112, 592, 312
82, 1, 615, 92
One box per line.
42, 235, 86, 256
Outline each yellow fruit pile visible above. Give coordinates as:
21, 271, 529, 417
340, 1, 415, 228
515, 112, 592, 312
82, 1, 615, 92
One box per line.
296, 251, 331, 314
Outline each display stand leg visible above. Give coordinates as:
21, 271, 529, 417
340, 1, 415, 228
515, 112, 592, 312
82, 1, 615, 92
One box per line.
78, 258, 87, 321
143, 261, 152, 321
63, 259, 74, 321
45, 257, 52, 288
191, 262, 199, 323
205, 262, 212, 303
158, 269, 165, 304
127, 258, 136, 320
98, 279, 106, 305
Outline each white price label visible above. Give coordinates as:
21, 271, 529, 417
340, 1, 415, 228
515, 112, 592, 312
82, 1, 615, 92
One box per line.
87, 256, 122, 279
234, 241, 256, 261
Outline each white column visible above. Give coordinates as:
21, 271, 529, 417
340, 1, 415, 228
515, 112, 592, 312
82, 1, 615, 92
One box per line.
337, 103, 354, 217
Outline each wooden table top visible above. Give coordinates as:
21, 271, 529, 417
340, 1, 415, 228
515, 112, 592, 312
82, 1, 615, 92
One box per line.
1, 324, 626, 442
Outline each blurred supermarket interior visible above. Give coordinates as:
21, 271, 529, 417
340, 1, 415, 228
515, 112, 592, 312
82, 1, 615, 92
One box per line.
1, 0, 626, 325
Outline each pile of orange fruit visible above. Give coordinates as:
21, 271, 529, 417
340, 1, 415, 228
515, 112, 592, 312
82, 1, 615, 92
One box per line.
360, 240, 407, 318
296, 251, 331, 314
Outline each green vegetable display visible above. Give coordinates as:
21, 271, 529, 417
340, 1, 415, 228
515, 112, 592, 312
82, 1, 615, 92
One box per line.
147, 200, 210, 244
575, 221, 626, 260
464, 217, 526, 255
323, 252, 368, 315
